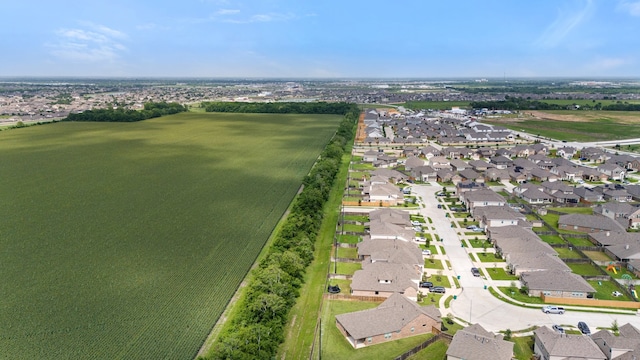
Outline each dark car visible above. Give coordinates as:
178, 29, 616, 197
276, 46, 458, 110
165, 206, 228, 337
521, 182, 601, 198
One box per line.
419, 281, 433, 288
578, 321, 591, 335
471, 267, 481, 277
327, 285, 341, 294
430, 286, 446, 293
552, 324, 565, 334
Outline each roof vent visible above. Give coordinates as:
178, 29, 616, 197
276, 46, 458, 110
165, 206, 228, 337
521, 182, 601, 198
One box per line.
626, 244, 630, 250
606, 231, 610, 236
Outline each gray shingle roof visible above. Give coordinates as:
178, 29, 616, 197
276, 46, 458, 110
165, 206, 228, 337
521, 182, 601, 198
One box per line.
558, 214, 627, 232
351, 262, 420, 293
535, 326, 606, 359
335, 293, 440, 339
521, 269, 595, 293
446, 324, 514, 360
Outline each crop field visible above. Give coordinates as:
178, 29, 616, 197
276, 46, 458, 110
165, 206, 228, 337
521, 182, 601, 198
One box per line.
484, 110, 640, 141
0, 111, 342, 359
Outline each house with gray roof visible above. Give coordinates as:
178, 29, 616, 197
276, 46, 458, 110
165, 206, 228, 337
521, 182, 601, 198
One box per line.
335, 293, 441, 348
366, 182, 404, 205
489, 226, 556, 257
534, 326, 606, 360
598, 163, 626, 181
411, 165, 438, 182
461, 189, 506, 213
446, 323, 513, 360
519, 188, 553, 204
468, 159, 494, 172
592, 323, 640, 360
508, 252, 571, 276
404, 156, 426, 171
368, 220, 414, 242
370, 169, 409, 183
490, 155, 512, 169
558, 214, 627, 233
484, 167, 510, 182
473, 206, 527, 230
357, 239, 423, 271
350, 262, 421, 300
521, 269, 595, 298
575, 187, 604, 203
369, 208, 411, 226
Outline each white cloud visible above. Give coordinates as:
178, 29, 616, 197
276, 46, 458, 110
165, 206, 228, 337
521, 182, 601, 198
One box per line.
617, 0, 640, 16
534, 0, 594, 49
216, 9, 240, 15
48, 23, 127, 62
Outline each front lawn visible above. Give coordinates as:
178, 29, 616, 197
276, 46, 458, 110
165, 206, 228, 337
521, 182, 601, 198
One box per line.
427, 274, 451, 288
468, 238, 491, 249
418, 293, 443, 306
425, 258, 445, 270
486, 267, 518, 281
568, 263, 604, 276
477, 252, 506, 263
497, 287, 545, 304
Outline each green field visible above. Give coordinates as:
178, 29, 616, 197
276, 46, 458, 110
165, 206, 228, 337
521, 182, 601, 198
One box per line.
484, 110, 640, 142
0, 111, 343, 359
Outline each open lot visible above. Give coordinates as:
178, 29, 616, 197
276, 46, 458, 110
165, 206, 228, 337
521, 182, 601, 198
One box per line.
0, 112, 342, 359
484, 110, 640, 141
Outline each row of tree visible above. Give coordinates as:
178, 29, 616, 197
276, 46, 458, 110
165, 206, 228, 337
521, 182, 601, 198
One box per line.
63, 102, 186, 122
205, 105, 359, 360
202, 101, 355, 114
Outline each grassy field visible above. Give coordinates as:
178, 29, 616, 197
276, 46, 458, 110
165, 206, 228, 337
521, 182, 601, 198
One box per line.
0, 111, 343, 359
484, 110, 640, 142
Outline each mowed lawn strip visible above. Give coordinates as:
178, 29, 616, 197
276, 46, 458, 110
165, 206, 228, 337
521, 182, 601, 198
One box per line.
0, 112, 342, 359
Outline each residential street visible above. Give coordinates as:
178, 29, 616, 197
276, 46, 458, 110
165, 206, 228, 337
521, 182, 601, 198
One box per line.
411, 183, 640, 333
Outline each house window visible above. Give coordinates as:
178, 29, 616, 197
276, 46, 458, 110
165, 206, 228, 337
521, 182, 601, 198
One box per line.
574, 225, 578, 230
375, 291, 379, 295
411, 327, 415, 333
543, 291, 551, 296
367, 337, 372, 343
384, 333, 392, 339
572, 292, 582, 297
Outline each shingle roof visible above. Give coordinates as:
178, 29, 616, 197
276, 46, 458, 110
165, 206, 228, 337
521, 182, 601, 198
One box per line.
357, 239, 422, 265
535, 326, 606, 359
446, 324, 514, 360
558, 214, 627, 232
351, 262, 420, 293
335, 293, 440, 339
521, 269, 595, 293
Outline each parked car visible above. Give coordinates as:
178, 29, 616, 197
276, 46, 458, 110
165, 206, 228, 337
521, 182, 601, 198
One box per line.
578, 321, 591, 335
542, 305, 565, 314
430, 286, 446, 293
436, 192, 447, 197
415, 237, 426, 242
552, 325, 565, 334
422, 249, 431, 255
471, 267, 481, 277
327, 285, 341, 294
419, 281, 433, 288
411, 220, 421, 226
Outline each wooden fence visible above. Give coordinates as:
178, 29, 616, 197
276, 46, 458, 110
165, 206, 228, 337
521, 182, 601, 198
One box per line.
541, 294, 640, 309
324, 293, 386, 302
394, 332, 453, 360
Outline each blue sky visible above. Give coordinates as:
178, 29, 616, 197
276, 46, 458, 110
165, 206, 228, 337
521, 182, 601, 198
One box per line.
1, 0, 639, 78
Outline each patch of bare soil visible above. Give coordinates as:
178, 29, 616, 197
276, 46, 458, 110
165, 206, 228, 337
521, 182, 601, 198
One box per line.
528, 111, 589, 122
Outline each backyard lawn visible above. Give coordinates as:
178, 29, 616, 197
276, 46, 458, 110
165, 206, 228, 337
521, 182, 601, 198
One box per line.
568, 263, 604, 276
600, 265, 638, 280
406, 340, 448, 360
336, 262, 362, 275
336, 247, 359, 259
338, 234, 362, 244
513, 336, 535, 360
539, 234, 565, 245
588, 280, 632, 301
555, 247, 584, 259
567, 237, 595, 247
583, 250, 613, 262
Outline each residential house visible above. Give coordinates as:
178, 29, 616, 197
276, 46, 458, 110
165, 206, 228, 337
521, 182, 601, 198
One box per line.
519, 188, 553, 204
508, 252, 571, 276
449, 158, 470, 171
335, 293, 441, 348
490, 155, 513, 169
556, 146, 578, 159
446, 324, 514, 360
411, 165, 438, 182
468, 159, 494, 172
420, 145, 441, 159
574, 187, 604, 203
368, 220, 414, 242
459, 169, 484, 183
369, 208, 411, 227
598, 163, 626, 181
558, 214, 626, 233
461, 188, 506, 213
534, 326, 606, 360
363, 150, 380, 163
370, 169, 409, 183
581, 147, 609, 163
592, 323, 640, 360
404, 156, 426, 171
520, 269, 595, 298
357, 239, 423, 272
484, 167, 510, 182
350, 262, 421, 299
366, 183, 405, 205
473, 206, 528, 230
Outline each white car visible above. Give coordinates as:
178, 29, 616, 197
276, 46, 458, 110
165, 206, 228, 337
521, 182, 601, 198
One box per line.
422, 249, 431, 255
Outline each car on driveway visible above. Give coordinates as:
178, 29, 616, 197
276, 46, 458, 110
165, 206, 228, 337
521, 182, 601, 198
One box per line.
430, 286, 446, 293
419, 281, 433, 288
327, 285, 341, 294
552, 325, 565, 334
471, 267, 481, 277
578, 321, 591, 335
422, 249, 431, 255
542, 305, 565, 314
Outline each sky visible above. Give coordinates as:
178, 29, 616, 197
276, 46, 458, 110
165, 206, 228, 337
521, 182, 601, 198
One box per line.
1, 0, 640, 78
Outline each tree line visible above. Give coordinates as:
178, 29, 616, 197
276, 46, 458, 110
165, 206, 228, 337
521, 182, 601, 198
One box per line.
470, 97, 640, 111
63, 102, 186, 122
204, 106, 359, 360
202, 101, 354, 115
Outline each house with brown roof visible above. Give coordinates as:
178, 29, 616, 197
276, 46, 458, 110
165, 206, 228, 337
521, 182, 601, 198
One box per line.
461, 189, 506, 213
534, 326, 606, 360
356, 239, 423, 272
521, 269, 595, 298
446, 323, 514, 360
508, 252, 571, 276
335, 293, 441, 348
